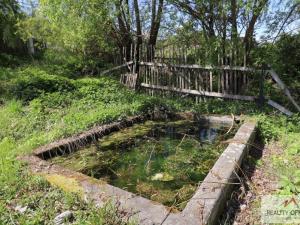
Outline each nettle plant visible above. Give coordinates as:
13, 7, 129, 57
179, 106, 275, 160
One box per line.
279, 170, 300, 195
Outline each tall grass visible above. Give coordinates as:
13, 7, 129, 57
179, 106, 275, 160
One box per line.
0, 65, 158, 224
0, 62, 299, 223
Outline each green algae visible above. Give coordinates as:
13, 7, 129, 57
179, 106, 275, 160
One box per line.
99, 121, 156, 149
49, 119, 237, 211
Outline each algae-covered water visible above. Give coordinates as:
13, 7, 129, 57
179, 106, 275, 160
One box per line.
49, 119, 235, 211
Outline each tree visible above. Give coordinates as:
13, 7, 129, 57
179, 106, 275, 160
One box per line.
274, 33, 300, 80
262, 0, 300, 43
110, 0, 165, 61
242, 0, 268, 63
148, 0, 164, 47
171, 0, 269, 65
0, 0, 24, 53
18, 0, 114, 57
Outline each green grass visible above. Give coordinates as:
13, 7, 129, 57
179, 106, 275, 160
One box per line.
265, 117, 300, 195
0, 60, 299, 224
0, 64, 159, 224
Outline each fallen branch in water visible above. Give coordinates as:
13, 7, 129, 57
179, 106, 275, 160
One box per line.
225, 113, 235, 135
145, 144, 156, 171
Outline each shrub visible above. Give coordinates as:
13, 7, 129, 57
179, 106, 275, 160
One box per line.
0, 53, 28, 67
10, 67, 75, 101
41, 50, 107, 77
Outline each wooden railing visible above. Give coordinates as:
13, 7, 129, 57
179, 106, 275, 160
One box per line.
138, 62, 258, 98
99, 44, 299, 116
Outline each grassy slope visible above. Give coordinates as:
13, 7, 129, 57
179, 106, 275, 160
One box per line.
0, 64, 157, 224
0, 62, 299, 224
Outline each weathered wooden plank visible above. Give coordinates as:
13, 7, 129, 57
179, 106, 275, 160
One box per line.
268, 69, 300, 112
140, 83, 256, 101
209, 71, 213, 92
221, 70, 225, 93
101, 61, 134, 76
234, 70, 237, 94
225, 70, 229, 93
217, 71, 220, 92
199, 70, 203, 91
267, 100, 293, 116
137, 83, 294, 116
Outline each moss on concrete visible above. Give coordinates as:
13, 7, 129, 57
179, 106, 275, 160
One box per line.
44, 174, 84, 196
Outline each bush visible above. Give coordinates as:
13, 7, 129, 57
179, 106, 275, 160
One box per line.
252, 33, 300, 84
40, 50, 107, 77
10, 67, 75, 101
275, 33, 300, 80
0, 53, 28, 67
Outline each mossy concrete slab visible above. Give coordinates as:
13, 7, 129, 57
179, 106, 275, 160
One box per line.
181, 122, 256, 225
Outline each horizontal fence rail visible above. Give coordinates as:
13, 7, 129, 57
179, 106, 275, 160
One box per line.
139, 62, 259, 72
104, 43, 299, 116
138, 61, 258, 96
140, 83, 257, 101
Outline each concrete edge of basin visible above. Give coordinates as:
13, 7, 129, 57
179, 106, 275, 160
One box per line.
19, 114, 253, 225
29, 112, 236, 160
21, 154, 173, 225
32, 115, 147, 159
179, 121, 256, 225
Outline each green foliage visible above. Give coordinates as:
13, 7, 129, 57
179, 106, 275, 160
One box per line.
279, 172, 300, 194
257, 115, 284, 141
275, 33, 300, 81
256, 113, 300, 195
0, 0, 24, 51
0, 53, 28, 67
251, 43, 276, 66
10, 68, 75, 101
18, 0, 114, 57
0, 173, 136, 224
41, 50, 107, 76
192, 99, 262, 115
81, 201, 137, 225
257, 114, 300, 142
0, 66, 162, 142
0, 65, 156, 224
252, 33, 300, 87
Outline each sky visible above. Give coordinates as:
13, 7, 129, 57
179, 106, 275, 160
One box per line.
255, 0, 300, 41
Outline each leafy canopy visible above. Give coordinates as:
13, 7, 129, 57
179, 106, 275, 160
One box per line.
18, 0, 114, 56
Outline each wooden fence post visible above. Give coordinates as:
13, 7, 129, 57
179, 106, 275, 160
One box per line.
258, 64, 267, 108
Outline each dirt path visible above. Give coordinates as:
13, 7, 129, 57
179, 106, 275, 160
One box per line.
220, 141, 281, 225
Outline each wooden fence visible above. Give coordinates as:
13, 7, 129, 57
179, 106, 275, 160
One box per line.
103, 44, 261, 100
101, 44, 299, 116
138, 62, 257, 98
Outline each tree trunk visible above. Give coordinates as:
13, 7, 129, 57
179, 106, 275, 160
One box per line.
148, 0, 164, 47
230, 0, 238, 41
115, 0, 133, 61
147, 0, 164, 61
243, 0, 268, 65
230, 0, 238, 64
133, 0, 142, 72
